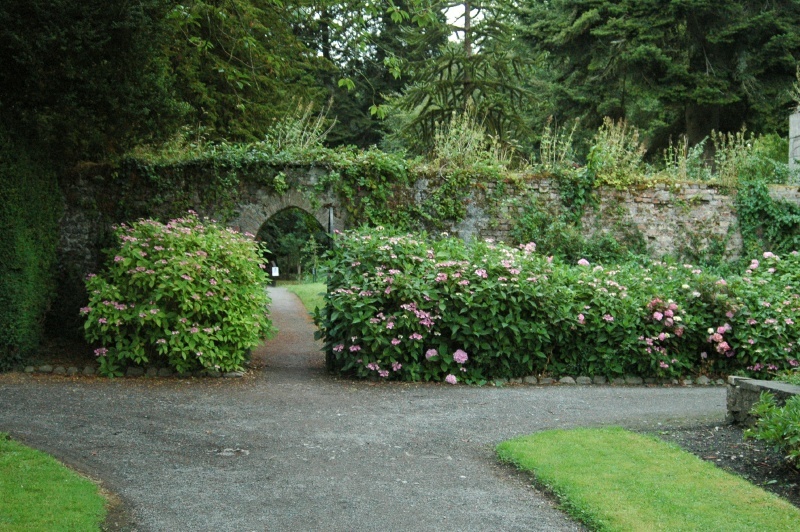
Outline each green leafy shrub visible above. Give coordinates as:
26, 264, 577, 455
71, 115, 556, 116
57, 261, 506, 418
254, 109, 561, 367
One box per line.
746, 392, 800, 467
82, 213, 275, 376
509, 197, 645, 265
316, 228, 800, 383
0, 130, 62, 370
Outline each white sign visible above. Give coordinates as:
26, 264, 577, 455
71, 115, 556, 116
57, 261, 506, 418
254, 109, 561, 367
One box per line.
271, 267, 280, 277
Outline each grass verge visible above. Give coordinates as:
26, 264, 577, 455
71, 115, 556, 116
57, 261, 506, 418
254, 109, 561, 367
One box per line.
0, 433, 107, 530
282, 282, 327, 314
496, 426, 800, 531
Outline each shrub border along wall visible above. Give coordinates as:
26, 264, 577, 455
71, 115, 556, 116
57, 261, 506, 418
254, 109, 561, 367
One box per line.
316, 228, 800, 384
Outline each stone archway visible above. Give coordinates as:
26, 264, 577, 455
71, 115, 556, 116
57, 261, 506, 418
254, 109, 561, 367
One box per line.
228, 188, 344, 237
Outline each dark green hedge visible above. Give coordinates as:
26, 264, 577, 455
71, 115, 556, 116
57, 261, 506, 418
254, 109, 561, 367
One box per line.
0, 128, 62, 370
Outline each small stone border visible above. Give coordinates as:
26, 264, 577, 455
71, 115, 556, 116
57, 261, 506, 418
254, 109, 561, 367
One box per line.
494, 375, 725, 387
16, 365, 726, 386
20, 364, 245, 379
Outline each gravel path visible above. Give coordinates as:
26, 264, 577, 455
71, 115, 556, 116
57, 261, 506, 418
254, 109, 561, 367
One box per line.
0, 288, 727, 531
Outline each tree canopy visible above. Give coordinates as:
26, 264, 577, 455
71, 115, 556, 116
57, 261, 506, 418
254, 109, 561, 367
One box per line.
2, 0, 800, 161
517, 0, 800, 151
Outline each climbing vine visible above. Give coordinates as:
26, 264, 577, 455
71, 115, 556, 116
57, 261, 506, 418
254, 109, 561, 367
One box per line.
736, 180, 800, 256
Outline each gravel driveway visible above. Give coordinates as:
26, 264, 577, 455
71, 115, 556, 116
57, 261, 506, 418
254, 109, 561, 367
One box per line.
0, 288, 727, 531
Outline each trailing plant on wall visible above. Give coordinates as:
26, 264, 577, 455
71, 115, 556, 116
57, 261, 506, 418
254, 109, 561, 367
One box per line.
736, 180, 800, 256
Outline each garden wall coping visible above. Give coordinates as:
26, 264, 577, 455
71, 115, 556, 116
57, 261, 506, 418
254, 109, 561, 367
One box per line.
726, 375, 800, 426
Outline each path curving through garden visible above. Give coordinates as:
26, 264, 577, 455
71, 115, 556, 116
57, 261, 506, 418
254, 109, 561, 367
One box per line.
0, 288, 727, 531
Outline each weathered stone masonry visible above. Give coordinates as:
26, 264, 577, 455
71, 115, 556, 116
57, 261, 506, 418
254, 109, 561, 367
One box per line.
461, 179, 800, 259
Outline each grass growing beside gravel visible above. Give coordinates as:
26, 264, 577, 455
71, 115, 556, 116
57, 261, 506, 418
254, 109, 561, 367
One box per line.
0, 433, 107, 530
282, 282, 327, 314
497, 426, 800, 531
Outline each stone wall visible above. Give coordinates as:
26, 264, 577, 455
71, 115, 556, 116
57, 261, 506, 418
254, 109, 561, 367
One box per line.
726, 376, 800, 425
451, 177, 800, 258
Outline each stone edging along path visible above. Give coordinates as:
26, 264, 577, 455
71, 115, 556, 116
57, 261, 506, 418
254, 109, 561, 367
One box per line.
18, 362, 728, 387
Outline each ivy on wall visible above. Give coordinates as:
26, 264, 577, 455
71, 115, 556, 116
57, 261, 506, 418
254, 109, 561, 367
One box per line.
736, 180, 800, 256
0, 130, 62, 368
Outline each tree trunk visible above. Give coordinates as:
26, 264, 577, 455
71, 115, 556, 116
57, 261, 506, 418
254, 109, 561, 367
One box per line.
685, 103, 720, 162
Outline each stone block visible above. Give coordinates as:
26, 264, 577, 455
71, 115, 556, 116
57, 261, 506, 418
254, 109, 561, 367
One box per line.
576, 376, 592, 385
559, 376, 576, 385
592, 376, 607, 385
126, 367, 145, 377
523, 376, 538, 385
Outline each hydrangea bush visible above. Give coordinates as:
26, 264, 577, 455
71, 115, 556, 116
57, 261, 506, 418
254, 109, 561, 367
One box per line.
82, 213, 275, 376
315, 227, 799, 384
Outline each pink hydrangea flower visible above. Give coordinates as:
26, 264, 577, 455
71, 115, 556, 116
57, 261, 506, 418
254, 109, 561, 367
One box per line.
653, 311, 664, 321
425, 349, 438, 360
602, 314, 614, 322
577, 258, 590, 267
659, 361, 669, 369
445, 374, 457, 385
391, 338, 401, 345
453, 349, 468, 364
577, 313, 585, 324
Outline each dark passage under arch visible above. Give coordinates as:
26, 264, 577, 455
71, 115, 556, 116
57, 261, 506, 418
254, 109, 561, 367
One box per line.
257, 207, 330, 281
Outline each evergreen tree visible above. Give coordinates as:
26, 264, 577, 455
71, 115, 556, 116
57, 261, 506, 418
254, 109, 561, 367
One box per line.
390, 1, 536, 153
0, 0, 182, 161
518, 0, 800, 150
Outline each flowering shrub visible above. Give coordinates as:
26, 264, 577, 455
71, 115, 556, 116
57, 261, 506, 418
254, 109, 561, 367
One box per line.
316, 228, 800, 383
82, 213, 275, 376
725, 251, 800, 375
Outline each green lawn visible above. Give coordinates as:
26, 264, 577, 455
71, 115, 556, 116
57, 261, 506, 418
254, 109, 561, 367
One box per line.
497, 426, 800, 531
282, 282, 327, 315
0, 433, 107, 531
